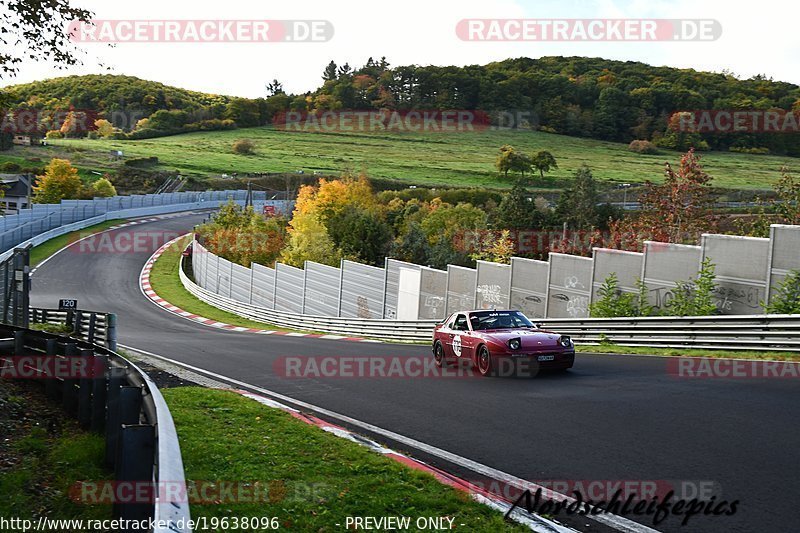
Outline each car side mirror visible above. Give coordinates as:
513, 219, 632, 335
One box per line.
535, 323, 543, 329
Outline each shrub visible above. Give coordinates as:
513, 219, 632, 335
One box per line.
91, 177, 117, 197
45, 130, 63, 139
232, 138, 255, 155
763, 270, 800, 314
665, 258, 717, 316
730, 146, 770, 155
628, 139, 658, 154
123, 156, 159, 167
589, 273, 638, 317
1, 162, 21, 172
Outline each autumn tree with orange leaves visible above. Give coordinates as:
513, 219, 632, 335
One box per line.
608, 149, 718, 250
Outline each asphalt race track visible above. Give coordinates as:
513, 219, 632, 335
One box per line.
30, 213, 799, 533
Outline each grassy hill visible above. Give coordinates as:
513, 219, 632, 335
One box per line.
27, 126, 795, 192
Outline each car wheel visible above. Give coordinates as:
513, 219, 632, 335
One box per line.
477, 345, 493, 377
433, 341, 446, 368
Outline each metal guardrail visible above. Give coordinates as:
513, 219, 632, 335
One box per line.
180, 253, 800, 351
29, 308, 117, 350
0, 324, 191, 532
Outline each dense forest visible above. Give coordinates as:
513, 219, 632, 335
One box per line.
3, 56, 800, 154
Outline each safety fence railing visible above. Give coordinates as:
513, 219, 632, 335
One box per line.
0, 324, 192, 532
181, 251, 800, 351
29, 307, 117, 351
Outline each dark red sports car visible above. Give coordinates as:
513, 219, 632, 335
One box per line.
432, 310, 575, 377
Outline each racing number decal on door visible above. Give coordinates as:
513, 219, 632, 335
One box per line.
452, 335, 462, 356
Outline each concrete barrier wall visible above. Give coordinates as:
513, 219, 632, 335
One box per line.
509, 257, 548, 319
303, 261, 341, 317
591, 248, 644, 303
186, 216, 800, 320
641, 241, 702, 312
701, 234, 770, 315
445, 265, 476, 316
274, 263, 305, 314
767, 225, 800, 303
339, 260, 385, 319
418, 267, 447, 320
251, 263, 276, 310
475, 261, 511, 310
546, 254, 592, 318
385, 259, 421, 319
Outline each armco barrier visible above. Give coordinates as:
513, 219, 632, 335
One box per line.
180, 253, 800, 350
0, 324, 191, 532
29, 308, 117, 350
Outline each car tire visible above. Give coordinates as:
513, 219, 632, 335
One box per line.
433, 341, 446, 368
477, 345, 493, 377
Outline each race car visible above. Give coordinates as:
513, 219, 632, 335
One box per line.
432, 310, 575, 377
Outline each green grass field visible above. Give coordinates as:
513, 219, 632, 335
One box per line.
12, 126, 796, 191
165, 387, 527, 532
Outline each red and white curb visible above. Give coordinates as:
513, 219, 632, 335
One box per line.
140, 236, 380, 343
234, 389, 576, 533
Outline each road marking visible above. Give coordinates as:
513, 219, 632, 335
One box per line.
120, 344, 660, 533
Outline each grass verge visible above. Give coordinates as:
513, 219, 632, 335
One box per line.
165, 387, 526, 532
29, 219, 127, 266
148, 236, 290, 331
0, 381, 111, 523
576, 343, 800, 361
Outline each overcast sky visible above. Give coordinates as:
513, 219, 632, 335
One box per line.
2, 0, 798, 96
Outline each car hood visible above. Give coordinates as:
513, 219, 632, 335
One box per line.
477, 328, 564, 348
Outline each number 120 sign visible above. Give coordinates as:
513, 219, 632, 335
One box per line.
59, 299, 78, 310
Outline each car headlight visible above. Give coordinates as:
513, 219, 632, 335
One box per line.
508, 338, 521, 350
559, 335, 572, 347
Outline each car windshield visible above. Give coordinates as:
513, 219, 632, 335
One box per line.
469, 311, 534, 330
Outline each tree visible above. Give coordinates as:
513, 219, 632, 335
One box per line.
469, 229, 515, 264
60, 110, 90, 138
266, 79, 284, 96
327, 207, 392, 266
232, 139, 255, 155
0, 0, 93, 78
774, 166, 800, 225
322, 60, 338, 81
91, 177, 116, 197
763, 270, 800, 314
33, 158, 82, 203
610, 149, 717, 248
493, 181, 550, 230
555, 165, 600, 230
93, 119, 114, 138
197, 201, 287, 267
392, 222, 431, 265
495, 145, 532, 179
531, 151, 558, 180
496, 145, 516, 178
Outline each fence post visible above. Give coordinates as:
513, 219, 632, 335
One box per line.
106, 313, 118, 352
87, 313, 96, 344
104, 367, 128, 467
114, 424, 156, 523
45, 338, 58, 400
77, 348, 94, 429
61, 342, 78, 415
90, 354, 108, 432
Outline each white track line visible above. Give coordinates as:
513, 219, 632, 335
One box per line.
119, 343, 660, 533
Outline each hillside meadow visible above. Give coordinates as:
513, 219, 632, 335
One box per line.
8, 126, 798, 191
